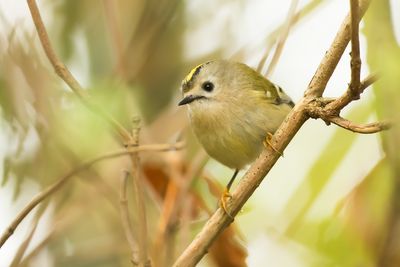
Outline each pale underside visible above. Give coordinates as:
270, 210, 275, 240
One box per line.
188, 95, 291, 169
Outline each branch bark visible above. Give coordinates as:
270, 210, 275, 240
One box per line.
305, 0, 370, 98
349, 0, 362, 98
119, 171, 139, 265
328, 116, 391, 134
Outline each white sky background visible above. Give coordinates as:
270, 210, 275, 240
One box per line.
0, 0, 399, 266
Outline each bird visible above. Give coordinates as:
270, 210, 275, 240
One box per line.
178, 60, 294, 216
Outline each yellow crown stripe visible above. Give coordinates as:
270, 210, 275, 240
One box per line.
184, 63, 204, 84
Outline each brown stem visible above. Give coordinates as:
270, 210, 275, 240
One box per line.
255, 0, 325, 72
129, 117, 151, 267
305, 0, 371, 98
119, 171, 139, 265
9, 207, 45, 267
326, 73, 378, 112
26, 0, 131, 141
0, 142, 183, 248
349, 0, 362, 98
329, 116, 391, 134
264, 0, 299, 77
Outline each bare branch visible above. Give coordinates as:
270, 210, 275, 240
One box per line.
264, 0, 299, 77
349, 0, 362, 98
154, 149, 208, 266
26, 0, 131, 141
329, 116, 391, 134
129, 117, 151, 267
0, 142, 184, 248
119, 171, 139, 265
325, 73, 378, 113
256, 0, 325, 72
26, 0, 85, 98
102, 0, 126, 77
18, 230, 54, 267
9, 208, 44, 267
305, 0, 371, 97
305, 74, 389, 134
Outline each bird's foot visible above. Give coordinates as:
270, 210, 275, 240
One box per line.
219, 188, 234, 219
263, 132, 283, 157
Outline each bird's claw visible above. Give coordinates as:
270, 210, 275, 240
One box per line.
219, 188, 234, 219
263, 132, 283, 157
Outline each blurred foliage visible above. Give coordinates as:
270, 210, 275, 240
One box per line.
283, 102, 374, 236
0, 0, 399, 267
364, 0, 400, 266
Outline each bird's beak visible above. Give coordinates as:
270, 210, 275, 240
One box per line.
178, 95, 205, 106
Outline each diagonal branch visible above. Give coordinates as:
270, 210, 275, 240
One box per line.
26, 0, 85, 98
264, 0, 299, 77
256, 0, 325, 72
26, 0, 131, 141
9, 206, 46, 267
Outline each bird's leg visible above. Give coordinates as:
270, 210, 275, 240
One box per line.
220, 169, 239, 218
263, 132, 283, 156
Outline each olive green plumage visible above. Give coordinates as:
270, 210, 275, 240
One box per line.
179, 60, 294, 169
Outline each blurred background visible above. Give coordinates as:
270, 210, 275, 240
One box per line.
0, 0, 399, 266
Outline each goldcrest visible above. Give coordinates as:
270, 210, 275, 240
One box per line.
179, 60, 294, 173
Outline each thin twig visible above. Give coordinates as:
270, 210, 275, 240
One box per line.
0, 142, 184, 248
173, 1, 372, 266
349, 0, 362, 98
19, 192, 106, 266
18, 230, 54, 267
305, 0, 371, 98
325, 73, 378, 112
153, 149, 208, 266
255, 0, 325, 72
129, 117, 151, 267
26, 0, 131, 141
264, 0, 299, 77
9, 207, 44, 267
328, 116, 391, 134
26, 0, 85, 98
102, 0, 126, 77
119, 171, 139, 265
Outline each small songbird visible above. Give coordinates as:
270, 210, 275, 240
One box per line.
178, 60, 294, 214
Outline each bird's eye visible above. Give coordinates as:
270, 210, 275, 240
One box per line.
201, 81, 214, 92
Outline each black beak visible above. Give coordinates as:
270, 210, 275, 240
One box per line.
178, 95, 205, 106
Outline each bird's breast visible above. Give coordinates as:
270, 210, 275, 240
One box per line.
188, 102, 264, 169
